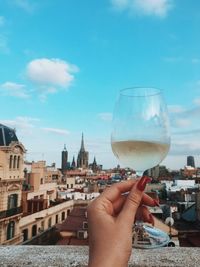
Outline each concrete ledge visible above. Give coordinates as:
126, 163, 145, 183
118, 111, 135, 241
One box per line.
0, 246, 200, 267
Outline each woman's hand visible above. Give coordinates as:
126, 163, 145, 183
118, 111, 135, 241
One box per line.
87, 176, 157, 267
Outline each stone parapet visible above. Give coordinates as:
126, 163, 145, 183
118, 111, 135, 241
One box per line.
0, 246, 200, 266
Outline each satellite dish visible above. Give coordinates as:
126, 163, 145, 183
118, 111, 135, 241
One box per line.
165, 217, 174, 226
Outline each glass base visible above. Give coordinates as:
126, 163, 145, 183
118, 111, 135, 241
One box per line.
132, 222, 170, 249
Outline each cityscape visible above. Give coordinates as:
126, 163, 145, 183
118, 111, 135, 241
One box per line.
0, 123, 200, 247
0, 1, 200, 265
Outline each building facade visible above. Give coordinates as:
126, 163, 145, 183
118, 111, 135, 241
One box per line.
187, 156, 195, 168
0, 124, 26, 245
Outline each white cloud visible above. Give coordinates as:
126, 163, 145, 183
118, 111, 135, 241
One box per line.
168, 105, 185, 114
111, 0, 129, 10
0, 34, 9, 54
0, 117, 40, 134
111, 0, 173, 17
191, 58, 200, 64
0, 16, 5, 27
0, 82, 30, 98
13, 0, 35, 12
163, 56, 182, 63
194, 98, 200, 105
42, 127, 70, 136
98, 112, 113, 121
172, 118, 191, 128
27, 58, 79, 87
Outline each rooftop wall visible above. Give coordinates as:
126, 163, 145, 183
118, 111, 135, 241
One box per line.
0, 246, 200, 267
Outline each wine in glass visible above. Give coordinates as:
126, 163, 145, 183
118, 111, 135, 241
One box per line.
111, 87, 170, 177
111, 87, 171, 248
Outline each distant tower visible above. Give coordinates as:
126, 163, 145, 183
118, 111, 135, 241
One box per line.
92, 157, 98, 172
187, 156, 195, 168
71, 156, 76, 169
77, 133, 89, 169
61, 144, 68, 171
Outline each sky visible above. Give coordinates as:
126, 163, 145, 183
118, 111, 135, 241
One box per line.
0, 0, 200, 170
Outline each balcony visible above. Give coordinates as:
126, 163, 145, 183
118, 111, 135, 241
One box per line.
0, 206, 22, 220
0, 246, 200, 266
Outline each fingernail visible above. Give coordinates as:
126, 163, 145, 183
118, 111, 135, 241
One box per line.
137, 176, 152, 191
153, 199, 160, 207
149, 214, 154, 226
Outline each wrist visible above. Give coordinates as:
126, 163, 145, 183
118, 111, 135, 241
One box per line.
88, 251, 128, 267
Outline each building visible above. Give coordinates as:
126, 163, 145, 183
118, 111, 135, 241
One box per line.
71, 156, 76, 169
187, 156, 195, 168
61, 145, 68, 172
0, 124, 26, 245
146, 165, 160, 179
77, 134, 89, 169
20, 160, 74, 243
56, 206, 88, 245
182, 166, 197, 178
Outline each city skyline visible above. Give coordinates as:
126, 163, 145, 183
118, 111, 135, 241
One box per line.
0, 1, 200, 169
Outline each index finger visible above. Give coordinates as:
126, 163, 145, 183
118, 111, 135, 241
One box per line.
100, 179, 136, 203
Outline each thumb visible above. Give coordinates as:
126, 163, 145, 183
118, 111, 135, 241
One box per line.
118, 176, 151, 226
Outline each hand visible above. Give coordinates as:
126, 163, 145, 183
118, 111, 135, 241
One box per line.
87, 176, 157, 267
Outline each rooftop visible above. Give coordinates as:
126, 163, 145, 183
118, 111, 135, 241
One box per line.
0, 124, 18, 146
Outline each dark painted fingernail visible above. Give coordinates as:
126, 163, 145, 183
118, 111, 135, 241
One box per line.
153, 199, 160, 207
149, 214, 154, 226
137, 176, 152, 191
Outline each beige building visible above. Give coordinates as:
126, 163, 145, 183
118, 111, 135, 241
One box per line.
20, 160, 74, 243
0, 124, 26, 245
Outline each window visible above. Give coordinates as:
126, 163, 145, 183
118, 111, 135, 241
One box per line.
13, 155, 17, 169
77, 230, 88, 239
67, 209, 70, 216
22, 228, 28, 242
55, 214, 59, 224
83, 221, 88, 230
7, 221, 15, 240
7, 194, 18, 209
61, 212, 65, 221
71, 184, 73, 188
17, 156, 20, 169
41, 221, 45, 231
32, 225, 37, 237
9, 155, 13, 169
48, 218, 52, 228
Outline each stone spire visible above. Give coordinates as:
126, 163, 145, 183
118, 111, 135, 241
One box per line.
71, 156, 76, 168
80, 133, 85, 152
77, 133, 89, 169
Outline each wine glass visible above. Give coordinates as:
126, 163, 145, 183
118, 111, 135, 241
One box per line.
111, 87, 171, 248
111, 87, 170, 177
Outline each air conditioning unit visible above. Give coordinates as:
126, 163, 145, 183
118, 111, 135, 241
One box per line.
77, 230, 88, 239
83, 221, 88, 230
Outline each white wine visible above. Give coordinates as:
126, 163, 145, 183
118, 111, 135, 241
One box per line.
111, 140, 169, 171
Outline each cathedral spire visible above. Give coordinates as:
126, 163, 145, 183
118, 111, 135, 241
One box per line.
80, 132, 85, 152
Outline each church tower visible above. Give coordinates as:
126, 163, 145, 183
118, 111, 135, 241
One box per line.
71, 156, 76, 169
77, 133, 89, 169
92, 157, 98, 172
61, 144, 68, 172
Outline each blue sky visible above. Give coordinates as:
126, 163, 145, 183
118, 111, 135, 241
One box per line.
0, 0, 200, 170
